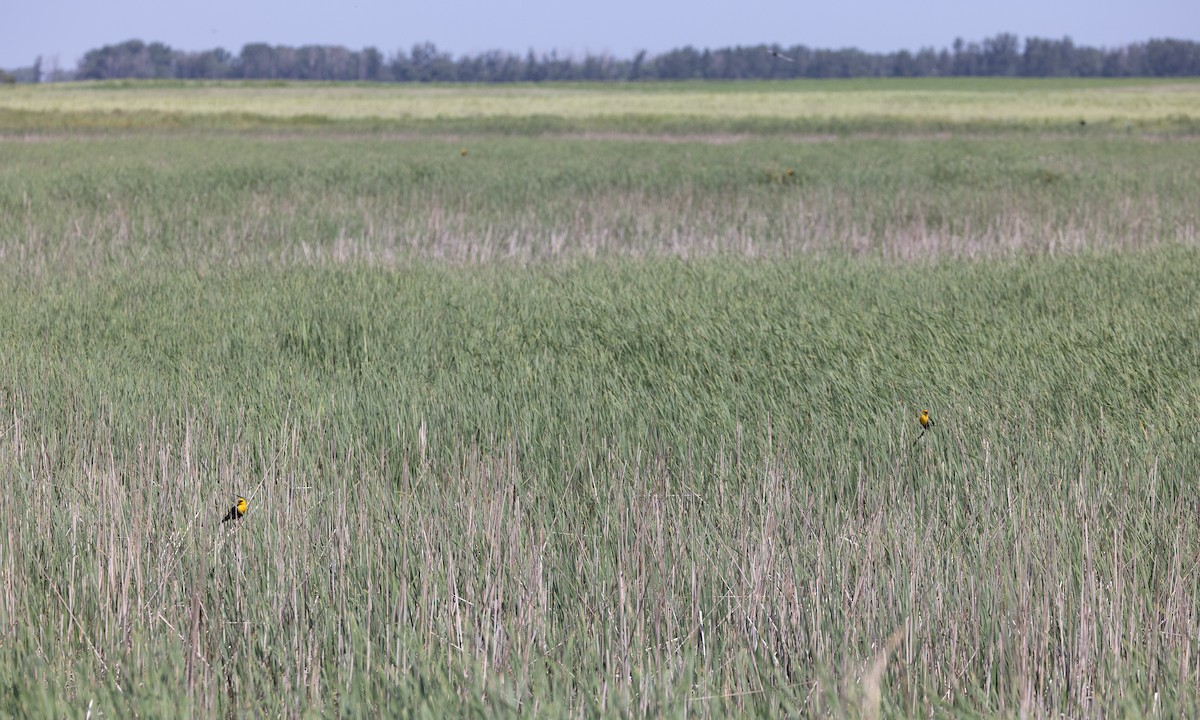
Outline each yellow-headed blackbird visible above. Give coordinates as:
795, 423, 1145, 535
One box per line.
919, 410, 932, 430
222, 496, 247, 523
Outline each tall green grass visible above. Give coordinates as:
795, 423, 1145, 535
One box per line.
3, 251, 1200, 717
1, 97, 1199, 715
1, 133, 1197, 273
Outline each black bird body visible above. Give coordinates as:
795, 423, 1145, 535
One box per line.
222, 496, 247, 523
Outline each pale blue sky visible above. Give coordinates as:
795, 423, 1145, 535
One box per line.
4, 0, 1197, 71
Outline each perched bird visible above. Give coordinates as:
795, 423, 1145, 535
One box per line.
770, 50, 795, 62
222, 496, 248, 523
912, 409, 934, 447
460, 148, 468, 156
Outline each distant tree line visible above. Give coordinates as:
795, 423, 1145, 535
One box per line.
8, 34, 1200, 82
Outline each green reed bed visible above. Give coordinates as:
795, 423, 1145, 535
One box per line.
1, 84, 1198, 714
1, 132, 1198, 273
2, 250, 1200, 717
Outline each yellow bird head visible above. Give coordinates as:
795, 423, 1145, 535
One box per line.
236, 497, 247, 514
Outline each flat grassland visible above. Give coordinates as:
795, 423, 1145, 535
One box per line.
3, 77, 1200, 132
1, 79, 1200, 718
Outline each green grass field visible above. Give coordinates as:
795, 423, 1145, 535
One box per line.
2, 79, 1200, 718
3, 77, 1200, 133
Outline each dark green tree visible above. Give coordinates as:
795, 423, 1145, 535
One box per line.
238, 43, 277, 79
981, 33, 1020, 75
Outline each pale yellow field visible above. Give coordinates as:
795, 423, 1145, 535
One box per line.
2, 78, 1199, 124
